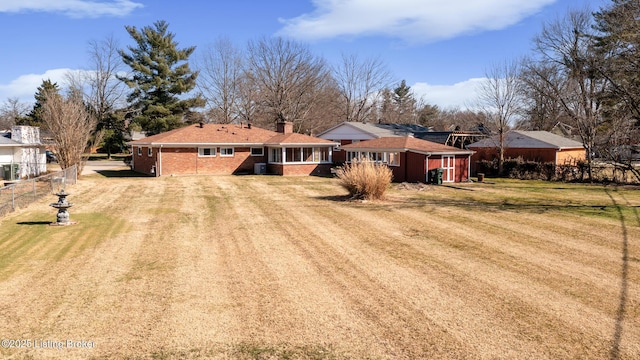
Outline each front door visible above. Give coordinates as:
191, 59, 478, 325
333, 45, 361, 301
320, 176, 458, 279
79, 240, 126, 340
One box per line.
442, 156, 455, 182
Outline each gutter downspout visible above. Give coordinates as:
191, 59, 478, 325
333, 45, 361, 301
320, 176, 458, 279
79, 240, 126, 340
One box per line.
425, 154, 431, 183
158, 145, 163, 177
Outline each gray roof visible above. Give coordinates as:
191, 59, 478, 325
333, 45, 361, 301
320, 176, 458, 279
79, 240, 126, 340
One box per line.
318, 122, 431, 138
0, 136, 22, 147
468, 130, 584, 150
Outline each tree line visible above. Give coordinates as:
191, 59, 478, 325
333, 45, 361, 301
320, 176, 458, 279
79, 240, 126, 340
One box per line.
0, 1, 638, 180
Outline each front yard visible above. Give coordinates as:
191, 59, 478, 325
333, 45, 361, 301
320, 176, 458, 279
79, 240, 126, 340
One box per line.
0, 174, 638, 359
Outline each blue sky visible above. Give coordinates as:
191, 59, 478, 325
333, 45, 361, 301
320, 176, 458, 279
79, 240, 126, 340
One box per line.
0, 0, 607, 110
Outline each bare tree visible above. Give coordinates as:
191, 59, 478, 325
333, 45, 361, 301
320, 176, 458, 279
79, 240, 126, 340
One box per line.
476, 60, 525, 175
519, 62, 572, 131
86, 36, 126, 124
524, 8, 606, 181
246, 37, 330, 132
64, 35, 127, 157
197, 37, 244, 124
41, 90, 98, 176
0, 97, 30, 130
332, 54, 391, 123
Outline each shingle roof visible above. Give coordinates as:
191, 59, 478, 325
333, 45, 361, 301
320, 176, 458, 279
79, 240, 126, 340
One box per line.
265, 132, 336, 145
318, 122, 431, 138
467, 130, 584, 150
128, 123, 337, 146
341, 136, 474, 155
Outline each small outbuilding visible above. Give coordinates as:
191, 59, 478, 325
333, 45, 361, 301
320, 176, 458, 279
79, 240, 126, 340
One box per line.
467, 131, 586, 173
341, 136, 474, 183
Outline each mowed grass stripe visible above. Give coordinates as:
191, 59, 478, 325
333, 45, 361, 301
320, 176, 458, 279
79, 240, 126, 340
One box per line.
305, 193, 623, 359
245, 179, 492, 358
211, 178, 321, 345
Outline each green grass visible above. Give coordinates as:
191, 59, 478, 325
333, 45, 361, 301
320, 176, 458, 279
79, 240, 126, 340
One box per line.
0, 212, 128, 280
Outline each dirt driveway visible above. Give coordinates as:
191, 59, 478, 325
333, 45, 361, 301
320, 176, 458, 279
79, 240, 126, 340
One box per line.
0, 175, 638, 359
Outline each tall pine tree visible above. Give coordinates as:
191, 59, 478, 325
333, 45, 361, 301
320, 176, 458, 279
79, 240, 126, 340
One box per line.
118, 20, 204, 135
593, 0, 640, 121
18, 79, 61, 127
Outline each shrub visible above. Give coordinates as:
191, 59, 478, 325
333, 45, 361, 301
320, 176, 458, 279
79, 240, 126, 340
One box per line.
336, 161, 393, 200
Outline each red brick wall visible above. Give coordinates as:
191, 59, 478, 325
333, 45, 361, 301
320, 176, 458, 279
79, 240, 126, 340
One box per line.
132, 146, 158, 176
133, 146, 268, 176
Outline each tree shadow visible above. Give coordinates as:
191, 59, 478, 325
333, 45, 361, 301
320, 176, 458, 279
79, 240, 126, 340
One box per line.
606, 189, 636, 360
94, 170, 150, 178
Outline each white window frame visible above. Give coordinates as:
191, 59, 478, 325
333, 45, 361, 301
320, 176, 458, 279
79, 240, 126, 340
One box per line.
198, 147, 216, 157
250, 147, 264, 156
220, 147, 234, 157
137, 147, 142, 156
147, 147, 152, 157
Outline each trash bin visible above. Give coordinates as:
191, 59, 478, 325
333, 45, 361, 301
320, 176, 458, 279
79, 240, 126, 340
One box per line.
477, 173, 485, 182
435, 168, 443, 185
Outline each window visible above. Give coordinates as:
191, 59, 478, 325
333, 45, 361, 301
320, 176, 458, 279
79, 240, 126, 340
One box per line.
387, 152, 400, 166
315, 147, 329, 162
303, 147, 314, 162
347, 151, 399, 166
137, 147, 142, 156
147, 147, 152, 157
250, 147, 264, 156
220, 148, 234, 157
285, 148, 302, 162
198, 147, 216, 157
269, 148, 282, 163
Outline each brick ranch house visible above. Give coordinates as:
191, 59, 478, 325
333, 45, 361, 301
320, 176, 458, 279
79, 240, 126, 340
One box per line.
128, 122, 338, 176
467, 130, 586, 174
341, 136, 474, 183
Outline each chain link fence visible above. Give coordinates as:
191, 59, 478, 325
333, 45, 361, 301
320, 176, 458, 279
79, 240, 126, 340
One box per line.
0, 165, 77, 217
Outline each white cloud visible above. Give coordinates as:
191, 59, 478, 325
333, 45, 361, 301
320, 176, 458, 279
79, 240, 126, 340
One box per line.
278, 0, 556, 42
0, 69, 83, 104
412, 78, 484, 110
0, 0, 143, 18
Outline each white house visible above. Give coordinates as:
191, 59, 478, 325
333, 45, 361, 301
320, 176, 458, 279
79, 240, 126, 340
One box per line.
1, 126, 47, 180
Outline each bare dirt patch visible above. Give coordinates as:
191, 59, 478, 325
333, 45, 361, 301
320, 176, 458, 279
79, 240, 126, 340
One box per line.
0, 175, 638, 359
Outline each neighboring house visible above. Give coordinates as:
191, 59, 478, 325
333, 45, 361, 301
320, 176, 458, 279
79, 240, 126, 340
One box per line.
317, 122, 432, 163
127, 122, 338, 177
0, 126, 47, 181
341, 136, 475, 183
467, 130, 586, 173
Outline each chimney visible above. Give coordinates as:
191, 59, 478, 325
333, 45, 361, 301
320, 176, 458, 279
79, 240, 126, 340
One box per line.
276, 121, 293, 134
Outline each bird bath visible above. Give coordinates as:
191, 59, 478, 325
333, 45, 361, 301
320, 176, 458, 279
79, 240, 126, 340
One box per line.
50, 189, 76, 226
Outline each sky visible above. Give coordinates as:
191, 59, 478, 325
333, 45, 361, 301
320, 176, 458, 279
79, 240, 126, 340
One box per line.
0, 0, 608, 111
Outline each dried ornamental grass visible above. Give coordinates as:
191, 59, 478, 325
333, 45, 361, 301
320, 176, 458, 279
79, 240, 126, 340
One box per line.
336, 160, 393, 200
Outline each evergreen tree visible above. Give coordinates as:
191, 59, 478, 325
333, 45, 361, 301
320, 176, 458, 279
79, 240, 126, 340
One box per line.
593, 0, 640, 121
118, 20, 204, 135
392, 80, 417, 123
18, 79, 61, 127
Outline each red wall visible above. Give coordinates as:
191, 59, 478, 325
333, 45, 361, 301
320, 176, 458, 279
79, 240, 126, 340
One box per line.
132, 146, 267, 176
132, 145, 332, 176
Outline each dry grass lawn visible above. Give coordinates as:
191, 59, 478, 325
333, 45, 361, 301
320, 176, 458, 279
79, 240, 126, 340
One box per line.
0, 173, 638, 359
